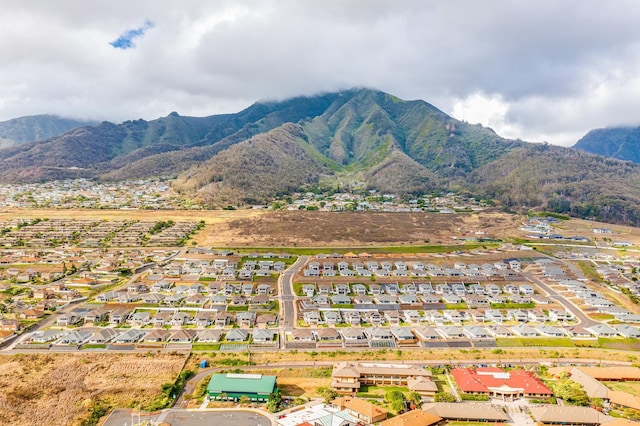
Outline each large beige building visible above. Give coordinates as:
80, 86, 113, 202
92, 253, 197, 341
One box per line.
331, 361, 437, 396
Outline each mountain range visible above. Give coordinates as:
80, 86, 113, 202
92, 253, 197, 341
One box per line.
0, 114, 96, 149
574, 126, 640, 163
2, 88, 640, 226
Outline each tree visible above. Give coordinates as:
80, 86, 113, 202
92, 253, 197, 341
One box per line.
316, 386, 338, 404
434, 392, 456, 403
267, 390, 283, 412
384, 389, 404, 403
406, 391, 422, 408
552, 379, 589, 406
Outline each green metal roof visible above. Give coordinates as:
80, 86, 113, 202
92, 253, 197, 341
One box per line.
206, 373, 276, 395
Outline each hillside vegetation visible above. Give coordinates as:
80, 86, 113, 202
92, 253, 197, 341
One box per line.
2, 88, 640, 224
0, 114, 95, 147
574, 125, 640, 163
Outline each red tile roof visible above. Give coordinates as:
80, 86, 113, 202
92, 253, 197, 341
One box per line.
451, 367, 552, 395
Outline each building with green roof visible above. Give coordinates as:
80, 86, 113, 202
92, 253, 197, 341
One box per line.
206, 373, 277, 402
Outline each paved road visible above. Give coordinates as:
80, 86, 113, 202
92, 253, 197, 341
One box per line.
279, 256, 308, 330
522, 272, 596, 327
104, 408, 271, 426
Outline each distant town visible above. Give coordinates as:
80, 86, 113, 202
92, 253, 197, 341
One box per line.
0, 178, 490, 212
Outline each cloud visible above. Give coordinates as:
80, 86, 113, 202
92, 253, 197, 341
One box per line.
1, 1, 640, 147
109, 20, 154, 49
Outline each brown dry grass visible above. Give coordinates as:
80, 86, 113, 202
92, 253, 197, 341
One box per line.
246, 346, 637, 365
204, 210, 521, 247
0, 352, 187, 426
276, 377, 329, 397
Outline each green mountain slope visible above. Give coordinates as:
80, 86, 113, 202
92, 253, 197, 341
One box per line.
473, 143, 640, 224
574, 126, 640, 163
0, 114, 96, 148
173, 123, 328, 205
2, 88, 640, 225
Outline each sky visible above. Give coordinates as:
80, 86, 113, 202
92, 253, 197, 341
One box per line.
1, 1, 640, 146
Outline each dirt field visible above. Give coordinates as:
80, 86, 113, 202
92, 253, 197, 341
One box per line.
202, 210, 522, 247
0, 352, 187, 426
555, 218, 640, 245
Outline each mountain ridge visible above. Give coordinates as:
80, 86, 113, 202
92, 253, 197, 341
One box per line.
2, 88, 640, 225
574, 126, 640, 163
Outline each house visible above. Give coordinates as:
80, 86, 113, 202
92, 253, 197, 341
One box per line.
129, 311, 151, 326
57, 309, 86, 327
57, 329, 93, 345
586, 323, 619, 337
463, 326, 490, 339
152, 311, 172, 327
225, 328, 248, 342
285, 329, 314, 344
486, 325, 512, 337
344, 311, 361, 325
31, 329, 66, 343
423, 402, 509, 423
197, 329, 223, 343
331, 397, 388, 424
315, 328, 341, 342
302, 284, 316, 297
548, 309, 569, 322
614, 325, 640, 338
304, 311, 322, 325
236, 311, 256, 327
512, 324, 539, 337
443, 311, 464, 324
114, 329, 147, 344
485, 309, 504, 323
389, 327, 416, 344
168, 329, 197, 343
365, 327, 394, 342
536, 325, 566, 337
170, 311, 191, 326
88, 328, 119, 344
195, 311, 215, 327
142, 328, 171, 343
508, 309, 528, 323
413, 326, 440, 341
252, 329, 277, 343
384, 310, 402, 325
214, 312, 234, 328
436, 326, 465, 339
324, 310, 342, 326
340, 328, 367, 345
256, 313, 277, 327
332, 295, 351, 305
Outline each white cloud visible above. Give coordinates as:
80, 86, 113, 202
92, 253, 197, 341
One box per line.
1, 0, 640, 146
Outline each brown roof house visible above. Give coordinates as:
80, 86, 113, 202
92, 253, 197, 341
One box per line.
331, 396, 388, 424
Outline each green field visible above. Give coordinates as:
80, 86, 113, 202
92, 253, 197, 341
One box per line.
598, 338, 640, 351
356, 385, 408, 398
605, 381, 640, 396
191, 343, 222, 351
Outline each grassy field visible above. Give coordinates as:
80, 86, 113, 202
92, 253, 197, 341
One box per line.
356, 385, 408, 398
597, 338, 640, 351
605, 381, 640, 396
